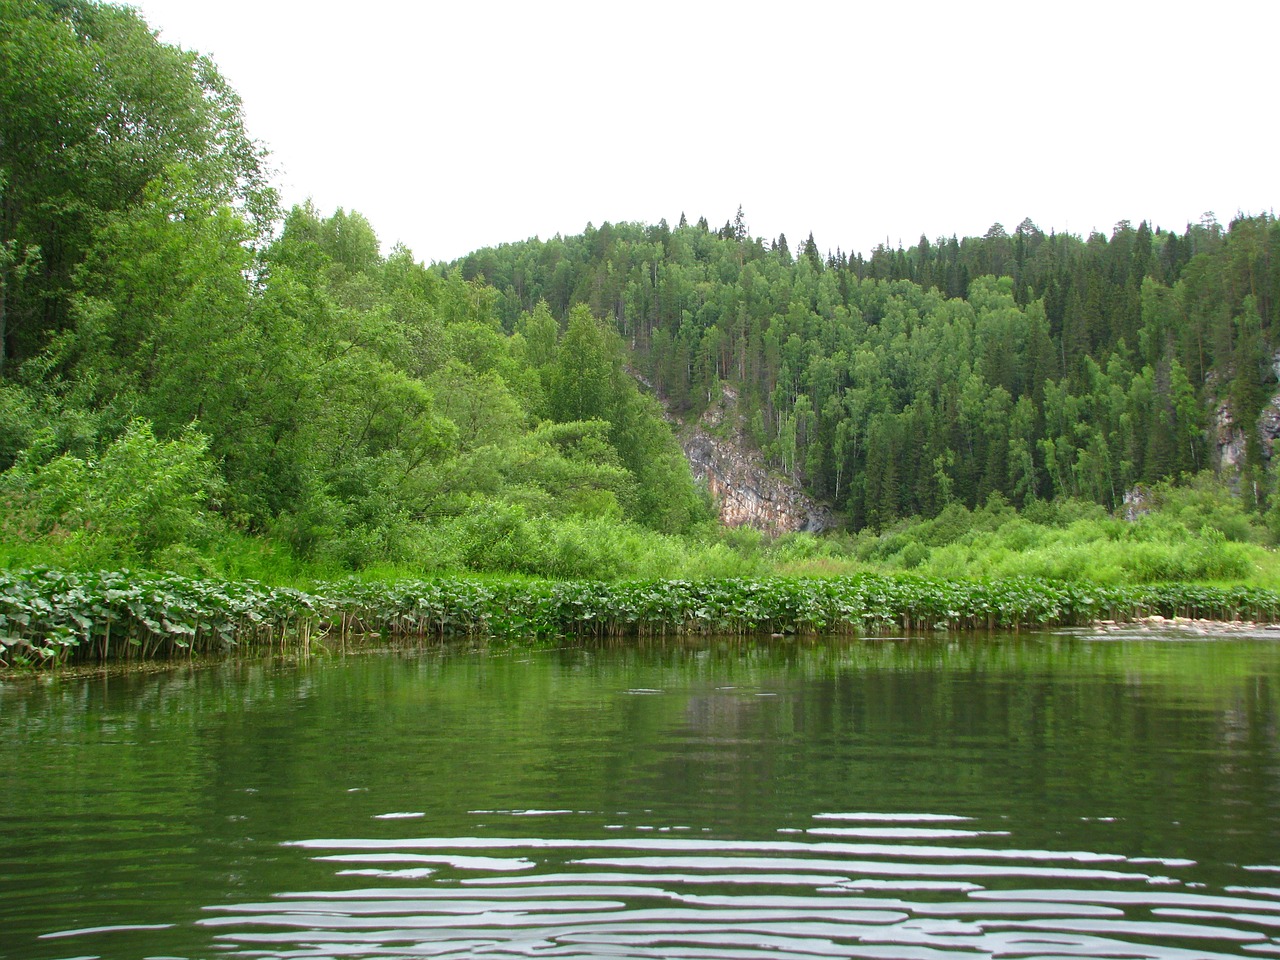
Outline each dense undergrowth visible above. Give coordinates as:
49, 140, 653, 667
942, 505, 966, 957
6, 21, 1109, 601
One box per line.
6, 472, 1280, 668
4, 566, 1279, 669
4, 472, 1276, 586
785, 481, 1280, 585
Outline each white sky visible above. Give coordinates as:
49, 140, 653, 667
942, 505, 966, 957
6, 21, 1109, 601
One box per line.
130, 0, 1276, 265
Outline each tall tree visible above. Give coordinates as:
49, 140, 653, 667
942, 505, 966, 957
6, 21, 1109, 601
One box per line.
0, 0, 273, 371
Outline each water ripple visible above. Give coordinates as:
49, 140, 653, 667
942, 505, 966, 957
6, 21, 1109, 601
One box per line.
191, 813, 1280, 959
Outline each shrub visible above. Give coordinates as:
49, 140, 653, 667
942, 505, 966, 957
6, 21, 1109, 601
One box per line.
0, 419, 224, 564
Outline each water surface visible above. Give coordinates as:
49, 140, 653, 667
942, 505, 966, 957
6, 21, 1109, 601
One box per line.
3, 633, 1279, 958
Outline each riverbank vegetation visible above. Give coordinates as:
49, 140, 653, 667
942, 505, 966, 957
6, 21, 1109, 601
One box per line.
3, 1, 1280, 664
2, 465, 1276, 586
5, 566, 1279, 668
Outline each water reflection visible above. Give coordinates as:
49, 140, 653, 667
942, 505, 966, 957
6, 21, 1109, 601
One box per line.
4, 634, 1280, 958
191, 810, 1280, 958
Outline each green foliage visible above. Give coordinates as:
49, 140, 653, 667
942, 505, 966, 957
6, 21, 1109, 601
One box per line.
4, 0, 1280, 588
461, 211, 1280, 527
1, 419, 223, 564
834, 483, 1267, 586
547, 306, 622, 423
8, 566, 1280, 668
0, 0, 273, 370
2, 139, 703, 570
0, 567, 317, 666
1135, 473, 1263, 543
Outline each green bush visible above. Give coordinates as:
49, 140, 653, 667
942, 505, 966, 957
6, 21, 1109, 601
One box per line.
0, 419, 224, 565
894, 540, 930, 570
1136, 473, 1262, 543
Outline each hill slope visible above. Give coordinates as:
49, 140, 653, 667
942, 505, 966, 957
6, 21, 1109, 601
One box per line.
454, 212, 1280, 526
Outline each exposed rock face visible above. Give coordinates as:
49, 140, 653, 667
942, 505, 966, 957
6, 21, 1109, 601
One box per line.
1215, 400, 1246, 469
1261, 395, 1280, 460
1121, 485, 1151, 521
1215, 392, 1280, 469
680, 388, 833, 535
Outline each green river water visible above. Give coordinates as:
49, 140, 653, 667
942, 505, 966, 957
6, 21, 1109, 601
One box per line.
3, 629, 1280, 959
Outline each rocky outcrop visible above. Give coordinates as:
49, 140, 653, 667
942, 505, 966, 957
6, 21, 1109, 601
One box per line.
1215, 400, 1246, 469
680, 388, 833, 535
1215, 392, 1280, 469
1121, 485, 1151, 521
1261, 395, 1280, 460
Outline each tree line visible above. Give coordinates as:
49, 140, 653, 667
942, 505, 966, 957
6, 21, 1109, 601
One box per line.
2, 0, 1277, 581
0, 0, 705, 573
455, 208, 1279, 527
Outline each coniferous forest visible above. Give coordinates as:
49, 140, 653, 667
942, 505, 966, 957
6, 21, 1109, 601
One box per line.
3, 0, 1280, 591
458, 211, 1279, 528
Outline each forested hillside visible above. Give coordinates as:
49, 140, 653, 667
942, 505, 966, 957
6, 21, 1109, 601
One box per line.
3, 0, 1278, 585
0, 0, 706, 576
455, 210, 1280, 526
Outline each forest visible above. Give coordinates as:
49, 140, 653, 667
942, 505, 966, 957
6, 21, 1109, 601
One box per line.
457, 210, 1280, 528
2, 0, 1279, 590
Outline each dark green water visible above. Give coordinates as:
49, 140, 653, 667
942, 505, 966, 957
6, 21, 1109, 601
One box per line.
3, 632, 1280, 959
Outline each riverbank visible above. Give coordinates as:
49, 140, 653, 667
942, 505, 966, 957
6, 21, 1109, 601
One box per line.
4, 567, 1280, 669
1095, 613, 1280, 636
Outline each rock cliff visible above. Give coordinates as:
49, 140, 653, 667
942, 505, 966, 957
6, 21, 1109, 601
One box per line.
1215, 391, 1280, 470
680, 387, 834, 536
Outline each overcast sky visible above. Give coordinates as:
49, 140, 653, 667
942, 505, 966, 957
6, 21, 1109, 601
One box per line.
130, 0, 1275, 265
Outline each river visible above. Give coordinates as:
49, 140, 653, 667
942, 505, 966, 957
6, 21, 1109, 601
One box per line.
3, 630, 1279, 959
